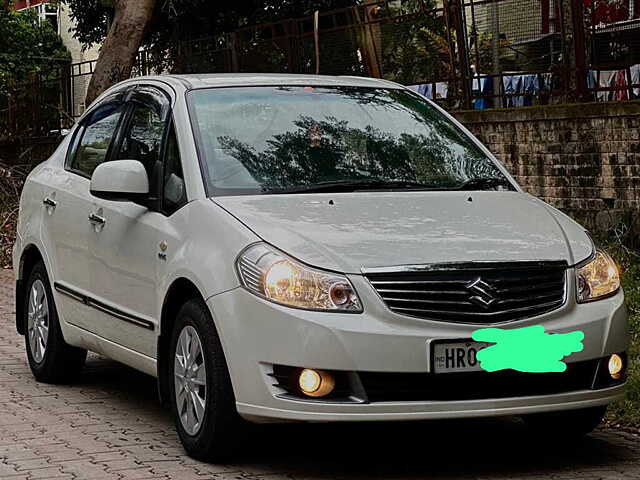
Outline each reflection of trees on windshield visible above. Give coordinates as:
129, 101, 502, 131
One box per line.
216, 115, 501, 190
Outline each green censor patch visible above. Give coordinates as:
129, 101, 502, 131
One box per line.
471, 325, 585, 373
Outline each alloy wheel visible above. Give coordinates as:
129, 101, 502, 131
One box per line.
27, 279, 49, 364
174, 325, 207, 436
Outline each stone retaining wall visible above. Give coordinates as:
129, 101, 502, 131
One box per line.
454, 100, 640, 238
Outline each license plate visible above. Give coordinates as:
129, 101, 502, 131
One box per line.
432, 341, 490, 373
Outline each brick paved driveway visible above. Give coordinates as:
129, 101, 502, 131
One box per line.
0, 269, 639, 480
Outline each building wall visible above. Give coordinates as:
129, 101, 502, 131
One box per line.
468, 0, 544, 44
13, 0, 102, 118
58, 4, 101, 118
453, 100, 640, 236
13, 0, 46, 10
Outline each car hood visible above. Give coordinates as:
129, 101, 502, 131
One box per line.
213, 191, 593, 274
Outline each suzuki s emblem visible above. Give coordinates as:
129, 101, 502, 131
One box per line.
467, 277, 498, 309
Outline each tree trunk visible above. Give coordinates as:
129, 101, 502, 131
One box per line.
358, 0, 382, 78
85, 0, 156, 107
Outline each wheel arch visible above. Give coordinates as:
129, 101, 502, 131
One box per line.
157, 277, 206, 404
16, 244, 46, 336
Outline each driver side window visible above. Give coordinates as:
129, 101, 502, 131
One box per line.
116, 102, 165, 178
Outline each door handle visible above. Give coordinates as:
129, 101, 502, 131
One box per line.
88, 213, 106, 226
43, 197, 57, 208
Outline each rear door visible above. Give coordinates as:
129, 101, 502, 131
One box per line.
87, 85, 180, 357
46, 95, 127, 333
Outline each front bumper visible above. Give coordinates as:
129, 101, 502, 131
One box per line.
208, 274, 629, 423
236, 385, 625, 422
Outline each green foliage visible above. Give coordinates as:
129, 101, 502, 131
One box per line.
64, 0, 111, 52
379, 0, 449, 84
0, 6, 70, 136
64, 0, 451, 86
606, 243, 640, 428
64, 0, 358, 73
0, 6, 70, 94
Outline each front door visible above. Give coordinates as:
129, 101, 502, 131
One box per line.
87, 86, 174, 357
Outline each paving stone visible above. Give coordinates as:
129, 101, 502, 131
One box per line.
0, 460, 23, 477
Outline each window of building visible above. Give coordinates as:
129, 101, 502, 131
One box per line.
16, 2, 59, 34
44, 3, 59, 33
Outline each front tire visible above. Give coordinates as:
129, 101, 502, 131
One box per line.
522, 405, 607, 439
169, 298, 244, 462
24, 261, 87, 383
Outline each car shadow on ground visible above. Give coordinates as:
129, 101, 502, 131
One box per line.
77, 355, 636, 478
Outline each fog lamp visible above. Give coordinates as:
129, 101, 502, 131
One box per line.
298, 369, 335, 397
608, 354, 624, 380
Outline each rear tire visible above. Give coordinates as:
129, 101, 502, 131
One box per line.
522, 405, 607, 439
24, 261, 87, 383
169, 298, 244, 462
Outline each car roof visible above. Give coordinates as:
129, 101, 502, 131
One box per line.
132, 73, 406, 90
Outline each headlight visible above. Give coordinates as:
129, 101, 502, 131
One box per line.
576, 249, 621, 303
236, 243, 362, 312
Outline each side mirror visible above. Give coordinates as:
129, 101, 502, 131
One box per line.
90, 160, 149, 202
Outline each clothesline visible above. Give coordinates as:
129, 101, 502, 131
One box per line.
588, 65, 640, 101
408, 64, 640, 109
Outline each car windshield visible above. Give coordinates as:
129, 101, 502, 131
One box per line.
188, 86, 512, 196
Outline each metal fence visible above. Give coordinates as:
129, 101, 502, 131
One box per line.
1, 0, 639, 139
583, 0, 640, 101
0, 50, 155, 139
175, 1, 467, 107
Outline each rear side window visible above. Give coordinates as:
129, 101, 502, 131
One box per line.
70, 104, 123, 177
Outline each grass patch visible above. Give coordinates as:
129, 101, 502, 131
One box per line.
604, 244, 640, 428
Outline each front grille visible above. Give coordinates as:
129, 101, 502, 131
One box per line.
359, 360, 600, 402
365, 262, 567, 324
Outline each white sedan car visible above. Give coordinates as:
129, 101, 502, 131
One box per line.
13, 74, 628, 461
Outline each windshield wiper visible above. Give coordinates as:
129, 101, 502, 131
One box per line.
452, 177, 515, 191
264, 179, 439, 194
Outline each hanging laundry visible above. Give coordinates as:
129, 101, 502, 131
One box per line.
585, 70, 599, 102
540, 73, 554, 91
474, 75, 494, 110
408, 83, 445, 100
586, 71, 596, 90
502, 76, 514, 108
612, 70, 628, 101
521, 74, 540, 106
408, 83, 430, 98
503, 75, 523, 108
629, 64, 640, 98
435, 82, 448, 100
596, 70, 617, 101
